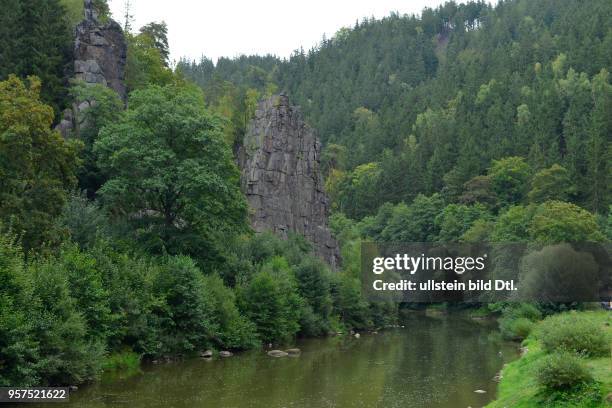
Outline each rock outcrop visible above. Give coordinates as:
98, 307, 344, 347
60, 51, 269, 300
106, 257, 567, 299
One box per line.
238, 94, 340, 269
74, 0, 127, 102
56, 0, 127, 137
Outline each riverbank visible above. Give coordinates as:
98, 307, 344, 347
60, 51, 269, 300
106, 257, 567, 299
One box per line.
487, 310, 612, 407
28, 314, 517, 408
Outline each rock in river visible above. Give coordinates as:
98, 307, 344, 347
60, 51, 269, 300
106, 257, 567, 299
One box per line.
268, 350, 289, 358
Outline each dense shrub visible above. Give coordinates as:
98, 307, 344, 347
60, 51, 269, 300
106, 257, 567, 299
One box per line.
237, 257, 303, 343
294, 257, 333, 336
0, 234, 38, 386
202, 274, 258, 349
28, 257, 105, 386
150, 256, 216, 356
537, 352, 593, 391
500, 317, 535, 340
537, 313, 610, 357
499, 303, 542, 340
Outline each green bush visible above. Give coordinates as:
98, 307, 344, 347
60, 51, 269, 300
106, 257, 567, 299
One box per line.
237, 257, 303, 343
499, 303, 542, 340
536, 351, 593, 391
202, 274, 258, 350
538, 313, 610, 357
102, 350, 141, 372
28, 258, 105, 386
500, 317, 535, 340
0, 233, 38, 387
150, 256, 216, 356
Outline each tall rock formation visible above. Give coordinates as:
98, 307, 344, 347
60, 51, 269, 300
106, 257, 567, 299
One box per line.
238, 94, 340, 269
74, 0, 127, 101
56, 0, 127, 136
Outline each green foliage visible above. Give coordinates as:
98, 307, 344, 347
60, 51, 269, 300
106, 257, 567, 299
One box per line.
28, 255, 105, 386
500, 317, 535, 341
518, 244, 600, 302
488, 157, 532, 208
125, 32, 175, 91
0, 233, 38, 386
327, 162, 382, 219
529, 201, 605, 243
498, 303, 542, 340
0, 76, 81, 251
379, 194, 445, 242
201, 274, 258, 349
101, 350, 141, 373
69, 82, 123, 196
536, 351, 593, 391
238, 257, 302, 343
60, 0, 84, 27
528, 164, 574, 203
491, 205, 533, 242
58, 192, 110, 249
435, 203, 490, 242
0, 0, 72, 114
94, 83, 248, 263
139, 22, 170, 66
537, 313, 611, 358
294, 257, 333, 336
150, 256, 215, 355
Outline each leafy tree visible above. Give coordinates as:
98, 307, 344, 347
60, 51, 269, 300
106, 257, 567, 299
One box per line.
488, 157, 532, 207
528, 164, 574, 203
139, 22, 170, 66
125, 32, 175, 91
28, 256, 104, 386
294, 257, 333, 336
459, 175, 498, 208
69, 82, 123, 196
94, 83, 248, 262
150, 256, 215, 355
0, 76, 81, 251
201, 274, 258, 349
435, 203, 490, 242
0, 233, 38, 386
490, 205, 534, 242
238, 257, 303, 343
529, 201, 605, 244
54, 245, 113, 341
380, 194, 445, 242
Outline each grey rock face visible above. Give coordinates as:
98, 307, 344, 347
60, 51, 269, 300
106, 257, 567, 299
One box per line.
238, 94, 340, 269
74, 1, 127, 102
56, 1, 127, 137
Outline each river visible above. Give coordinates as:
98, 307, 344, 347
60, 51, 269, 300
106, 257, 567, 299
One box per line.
31, 313, 518, 408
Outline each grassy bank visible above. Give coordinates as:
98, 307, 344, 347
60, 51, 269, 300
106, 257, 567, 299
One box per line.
487, 311, 612, 408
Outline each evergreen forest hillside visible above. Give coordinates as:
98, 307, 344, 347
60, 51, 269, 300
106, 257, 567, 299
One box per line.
0, 1, 610, 403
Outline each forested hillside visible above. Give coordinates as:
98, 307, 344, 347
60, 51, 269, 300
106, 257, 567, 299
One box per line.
0, 0, 610, 401
180, 0, 611, 219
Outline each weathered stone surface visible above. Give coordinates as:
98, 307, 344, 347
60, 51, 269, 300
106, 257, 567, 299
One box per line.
238, 94, 340, 269
56, 0, 127, 138
74, 0, 127, 102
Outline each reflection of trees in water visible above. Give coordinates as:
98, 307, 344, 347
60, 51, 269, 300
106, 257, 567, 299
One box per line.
64, 316, 514, 408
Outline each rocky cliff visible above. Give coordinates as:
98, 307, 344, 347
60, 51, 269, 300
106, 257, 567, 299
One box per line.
238, 94, 340, 269
56, 0, 127, 136
74, 0, 127, 101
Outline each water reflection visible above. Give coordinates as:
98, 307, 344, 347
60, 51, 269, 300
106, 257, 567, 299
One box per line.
32, 313, 517, 408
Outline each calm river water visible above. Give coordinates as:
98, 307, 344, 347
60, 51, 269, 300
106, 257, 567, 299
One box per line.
31, 313, 518, 408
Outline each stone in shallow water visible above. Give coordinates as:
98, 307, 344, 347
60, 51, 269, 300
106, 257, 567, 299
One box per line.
268, 350, 289, 358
